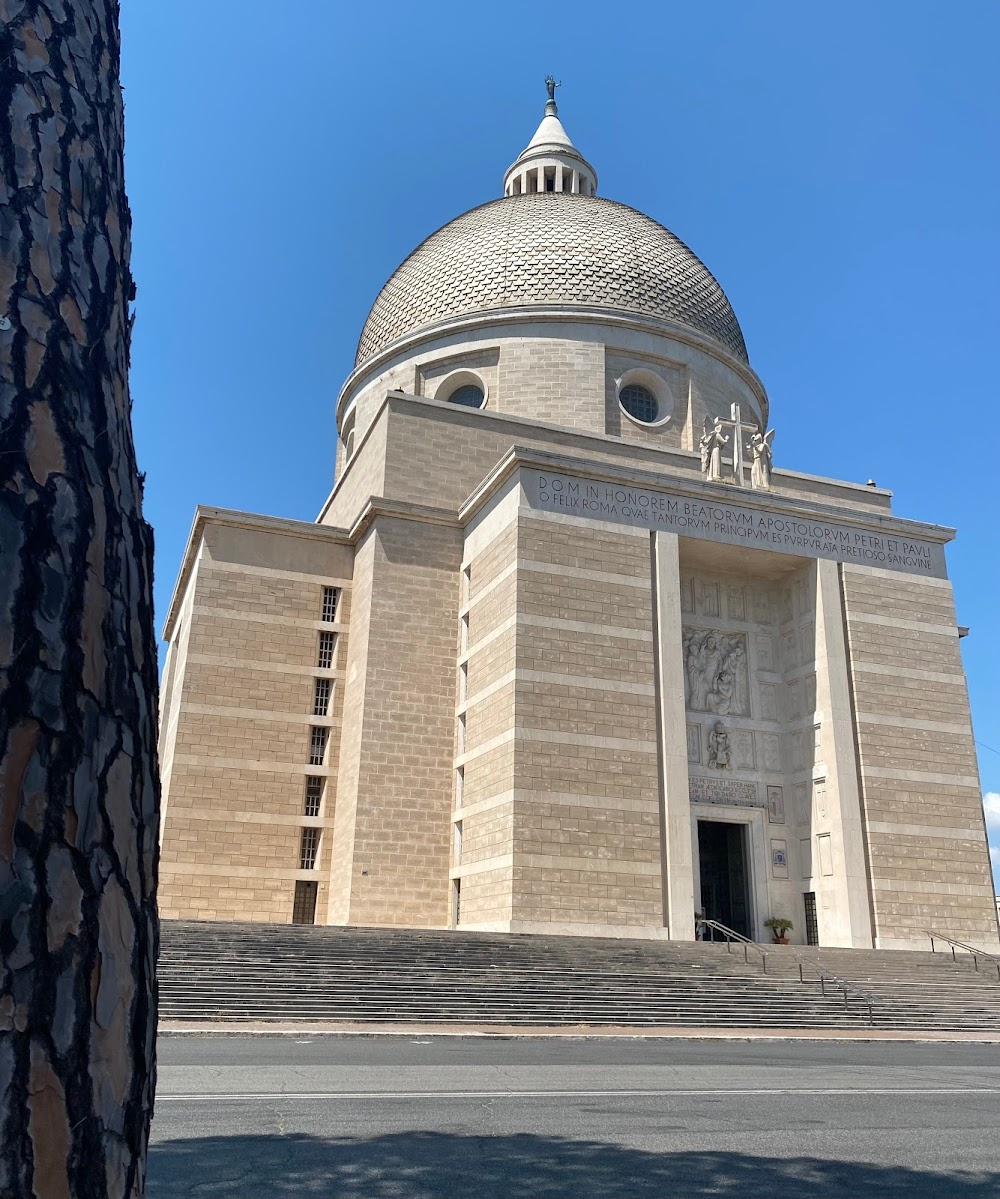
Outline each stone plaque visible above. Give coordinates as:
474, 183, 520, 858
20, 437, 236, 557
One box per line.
762, 733, 782, 772
767, 784, 785, 824
727, 585, 746, 621
771, 839, 789, 879
523, 470, 948, 578
794, 782, 809, 824
689, 776, 763, 808
756, 634, 774, 672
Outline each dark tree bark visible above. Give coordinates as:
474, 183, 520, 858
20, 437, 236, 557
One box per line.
0, 1, 159, 1195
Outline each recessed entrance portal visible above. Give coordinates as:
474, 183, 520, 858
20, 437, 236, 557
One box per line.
697, 820, 753, 939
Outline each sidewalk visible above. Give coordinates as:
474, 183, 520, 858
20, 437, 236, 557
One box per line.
158, 1020, 1000, 1041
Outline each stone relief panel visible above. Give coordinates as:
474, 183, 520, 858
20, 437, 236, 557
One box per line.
779, 588, 794, 625
790, 730, 806, 772
697, 581, 720, 618
762, 733, 782, 773
686, 723, 702, 764
786, 679, 802, 720
815, 778, 828, 819
767, 785, 785, 824
801, 621, 815, 662
759, 684, 778, 722
733, 729, 756, 770
751, 587, 773, 626
794, 579, 810, 617
683, 629, 750, 716
804, 673, 817, 714
781, 628, 797, 667
756, 634, 774, 672
795, 782, 810, 824
726, 585, 746, 622
680, 578, 695, 614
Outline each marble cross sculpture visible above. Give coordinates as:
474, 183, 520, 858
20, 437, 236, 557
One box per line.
699, 403, 776, 490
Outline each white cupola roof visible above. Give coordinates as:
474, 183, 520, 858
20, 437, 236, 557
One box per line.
503, 78, 598, 197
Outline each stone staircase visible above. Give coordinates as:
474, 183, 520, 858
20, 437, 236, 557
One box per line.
157, 920, 1000, 1032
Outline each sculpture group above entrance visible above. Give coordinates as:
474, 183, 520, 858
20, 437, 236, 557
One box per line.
700, 403, 775, 490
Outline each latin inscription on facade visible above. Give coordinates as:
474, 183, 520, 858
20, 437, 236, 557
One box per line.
522, 469, 947, 578
688, 776, 763, 808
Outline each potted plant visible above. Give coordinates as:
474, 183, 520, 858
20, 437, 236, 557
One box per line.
764, 917, 793, 945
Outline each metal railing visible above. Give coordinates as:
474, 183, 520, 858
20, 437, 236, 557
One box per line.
927, 931, 1000, 981
696, 918, 877, 1024
790, 954, 877, 1025
696, 919, 769, 971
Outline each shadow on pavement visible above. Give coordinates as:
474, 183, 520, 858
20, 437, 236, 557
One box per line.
148, 1132, 998, 1197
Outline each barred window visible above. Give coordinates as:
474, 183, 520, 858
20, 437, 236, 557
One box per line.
313, 677, 332, 717
317, 631, 336, 669
304, 776, 323, 817
308, 726, 328, 766
321, 587, 339, 623
299, 827, 320, 870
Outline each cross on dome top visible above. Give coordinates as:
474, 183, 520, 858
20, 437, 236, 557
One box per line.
503, 80, 598, 197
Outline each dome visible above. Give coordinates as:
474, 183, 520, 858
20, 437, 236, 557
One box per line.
355, 193, 749, 368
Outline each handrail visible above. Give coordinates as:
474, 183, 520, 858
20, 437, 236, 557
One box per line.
926, 931, 1000, 981
695, 918, 876, 1024
789, 952, 878, 1025
696, 919, 768, 973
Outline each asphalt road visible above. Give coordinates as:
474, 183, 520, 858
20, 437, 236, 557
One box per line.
148, 1036, 1000, 1197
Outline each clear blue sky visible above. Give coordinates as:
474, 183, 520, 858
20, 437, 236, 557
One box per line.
119, 0, 1000, 884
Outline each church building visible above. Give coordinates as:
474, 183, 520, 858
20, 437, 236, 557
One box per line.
157, 86, 998, 951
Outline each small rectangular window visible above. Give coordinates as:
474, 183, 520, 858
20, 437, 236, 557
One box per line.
292, 880, 318, 924
313, 677, 332, 716
304, 776, 323, 817
308, 726, 328, 766
321, 587, 339, 623
299, 827, 320, 870
317, 631, 336, 669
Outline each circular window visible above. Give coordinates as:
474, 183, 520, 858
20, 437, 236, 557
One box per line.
619, 383, 659, 424
448, 383, 486, 408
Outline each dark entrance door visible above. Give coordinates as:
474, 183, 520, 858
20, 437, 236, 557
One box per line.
697, 820, 752, 939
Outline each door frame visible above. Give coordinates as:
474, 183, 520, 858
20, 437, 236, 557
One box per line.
691, 804, 769, 942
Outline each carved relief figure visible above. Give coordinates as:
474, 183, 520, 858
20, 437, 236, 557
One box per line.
683, 629, 750, 716
750, 428, 774, 489
708, 722, 731, 770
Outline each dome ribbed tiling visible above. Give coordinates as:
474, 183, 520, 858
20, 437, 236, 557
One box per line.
356, 193, 748, 367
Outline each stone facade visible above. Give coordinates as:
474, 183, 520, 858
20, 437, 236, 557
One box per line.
157, 97, 998, 950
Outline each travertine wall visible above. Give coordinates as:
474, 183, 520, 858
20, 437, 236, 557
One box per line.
327, 515, 461, 927
841, 564, 998, 949
506, 512, 664, 934
158, 519, 352, 923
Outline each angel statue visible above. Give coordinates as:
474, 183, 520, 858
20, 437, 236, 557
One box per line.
699, 416, 729, 483
750, 428, 775, 490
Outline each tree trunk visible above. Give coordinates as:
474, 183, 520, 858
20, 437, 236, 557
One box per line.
0, 1, 159, 1195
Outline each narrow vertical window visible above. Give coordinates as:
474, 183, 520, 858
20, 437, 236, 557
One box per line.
292, 880, 318, 924
308, 726, 328, 766
313, 677, 332, 716
321, 587, 339, 622
317, 631, 336, 669
299, 827, 320, 870
304, 776, 323, 817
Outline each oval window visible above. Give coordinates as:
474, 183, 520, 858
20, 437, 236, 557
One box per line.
619, 383, 658, 424
448, 384, 486, 409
